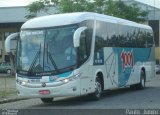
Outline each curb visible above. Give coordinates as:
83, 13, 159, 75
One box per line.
0, 97, 28, 104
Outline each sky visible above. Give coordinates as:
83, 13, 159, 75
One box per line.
0, 0, 160, 8
135, 0, 160, 8
0, 0, 38, 7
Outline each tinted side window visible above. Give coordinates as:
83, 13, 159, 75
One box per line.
95, 21, 118, 51
85, 29, 92, 57
136, 29, 154, 48
78, 20, 93, 65
145, 31, 154, 47
79, 32, 88, 64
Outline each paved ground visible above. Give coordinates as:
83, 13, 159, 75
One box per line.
0, 74, 160, 104
0, 74, 160, 115
0, 75, 160, 108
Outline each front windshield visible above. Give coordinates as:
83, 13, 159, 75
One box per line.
17, 25, 77, 75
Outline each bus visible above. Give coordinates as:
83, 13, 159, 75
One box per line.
5, 12, 155, 103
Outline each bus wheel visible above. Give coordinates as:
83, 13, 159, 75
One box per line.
138, 70, 146, 89
89, 77, 102, 100
41, 98, 53, 103
130, 70, 145, 90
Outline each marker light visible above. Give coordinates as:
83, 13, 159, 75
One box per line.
63, 79, 69, 83
60, 73, 81, 84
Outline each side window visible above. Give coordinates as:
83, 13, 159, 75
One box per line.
79, 31, 88, 63
85, 29, 92, 56
78, 29, 93, 64
145, 31, 154, 47
135, 29, 153, 48
79, 20, 93, 58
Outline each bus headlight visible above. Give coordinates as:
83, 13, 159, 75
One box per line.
21, 81, 28, 86
63, 79, 69, 83
17, 78, 29, 86
60, 73, 81, 84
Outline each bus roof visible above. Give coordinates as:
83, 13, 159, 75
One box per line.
21, 12, 151, 30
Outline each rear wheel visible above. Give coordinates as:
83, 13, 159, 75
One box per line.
41, 98, 53, 103
130, 70, 145, 90
89, 77, 102, 100
138, 70, 146, 89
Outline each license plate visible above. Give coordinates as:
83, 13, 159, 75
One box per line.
39, 90, 50, 95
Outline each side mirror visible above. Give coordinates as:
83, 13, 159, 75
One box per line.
5, 32, 19, 54
73, 27, 87, 47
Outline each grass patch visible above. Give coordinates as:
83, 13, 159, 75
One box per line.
0, 76, 17, 98
0, 89, 17, 98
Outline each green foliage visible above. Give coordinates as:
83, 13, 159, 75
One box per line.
58, 0, 95, 13
25, 0, 148, 23
0, 77, 16, 98
25, 0, 45, 18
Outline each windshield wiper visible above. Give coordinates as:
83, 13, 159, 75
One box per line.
48, 52, 58, 70
46, 43, 58, 71
28, 44, 41, 74
28, 51, 40, 74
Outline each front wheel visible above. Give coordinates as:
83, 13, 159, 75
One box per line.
89, 77, 102, 100
41, 98, 53, 103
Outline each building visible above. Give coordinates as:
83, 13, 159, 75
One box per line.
0, 6, 56, 62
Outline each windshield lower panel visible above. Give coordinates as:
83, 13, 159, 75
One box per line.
16, 25, 78, 76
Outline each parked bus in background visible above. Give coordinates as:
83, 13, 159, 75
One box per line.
5, 12, 155, 103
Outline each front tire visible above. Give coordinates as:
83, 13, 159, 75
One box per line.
89, 77, 102, 100
41, 98, 53, 103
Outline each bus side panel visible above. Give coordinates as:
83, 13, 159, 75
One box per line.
78, 64, 95, 95
103, 47, 119, 89
116, 47, 154, 87
93, 47, 154, 89
93, 19, 155, 89
146, 47, 156, 81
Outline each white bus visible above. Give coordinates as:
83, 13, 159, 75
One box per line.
5, 12, 155, 103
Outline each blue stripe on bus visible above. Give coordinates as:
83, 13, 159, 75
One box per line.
116, 48, 151, 87
49, 71, 72, 82
58, 71, 72, 77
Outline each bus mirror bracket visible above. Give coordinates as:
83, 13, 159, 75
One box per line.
73, 26, 87, 47
5, 32, 19, 54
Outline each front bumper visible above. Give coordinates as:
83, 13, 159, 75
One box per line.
16, 79, 80, 98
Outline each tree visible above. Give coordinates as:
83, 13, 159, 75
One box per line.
25, 0, 148, 23
104, 1, 148, 22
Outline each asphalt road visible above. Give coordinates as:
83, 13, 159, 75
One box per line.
0, 75, 160, 110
